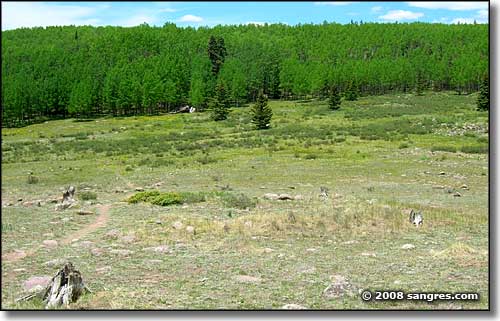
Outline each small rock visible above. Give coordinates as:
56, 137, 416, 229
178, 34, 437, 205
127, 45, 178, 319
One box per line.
432, 185, 445, 189
144, 245, 171, 253
155, 220, 162, 225
110, 249, 133, 256
120, 235, 136, 244
394, 280, 402, 285
146, 259, 163, 264
453, 191, 462, 197
361, 252, 377, 257
439, 171, 446, 175
43, 258, 66, 267
263, 193, 279, 200
79, 241, 94, 248
282, 304, 307, 310
13, 268, 27, 272
43, 233, 54, 237
277, 194, 293, 200
234, 275, 262, 284
342, 240, 358, 245
263, 248, 275, 253
91, 248, 104, 256
77, 210, 94, 215
294, 194, 304, 200
186, 226, 195, 234
288, 186, 296, 190
105, 229, 120, 239
135, 187, 144, 192
244, 221, 253, 228
460, 184, 469, 190
172, 221, 183, 230
42, 240, 58, 248
306, 248, 317, 253
95, 266, 112, 274
17, 198, 23, 202
23, 276, 51, 292
401, 244, 415, 250
323, 275, 356, 299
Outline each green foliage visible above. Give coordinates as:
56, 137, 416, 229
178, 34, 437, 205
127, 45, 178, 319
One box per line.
460, 145, 488, 154
477, 75, 489, 111
1, 23, 488, 127
344, 80, 359, 101
219, 193, 257, 209
210, 81, 231, 121
415, 71, 426, 96
127, 191, 161, 204
251, 91, 273, 129
328, 86, 341, 110
79, 191, 98, 200
127, 191, 209, 206
150, 192, 184, 206
431, 145, 457, 153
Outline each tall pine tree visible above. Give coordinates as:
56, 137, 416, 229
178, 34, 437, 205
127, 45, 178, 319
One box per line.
251, 90, 273, 129
210, 81, 230, 121
477, 75, 489, 111
328, 86, 341, 110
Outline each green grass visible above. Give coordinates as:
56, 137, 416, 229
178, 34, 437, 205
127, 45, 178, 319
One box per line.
1, 91, 488, 310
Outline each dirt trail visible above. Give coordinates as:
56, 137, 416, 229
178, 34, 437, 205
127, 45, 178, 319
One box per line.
60, 204, 111, 245
2, 204, 111, 263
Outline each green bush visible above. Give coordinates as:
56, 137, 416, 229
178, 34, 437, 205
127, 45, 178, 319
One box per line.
399, 142, 409, 149
79, 191, 97, 200
431, 145, 457, 153
220, 193, 257, 209
460, 145, 488, 154
127, 191, 160, 204
150, 192, 184, 206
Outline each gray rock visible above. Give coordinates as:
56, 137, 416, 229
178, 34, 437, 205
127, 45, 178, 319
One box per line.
282, 304, 307, 310
186, 226, 195, 234
277, 194, 293, 200
42, 240, 58, 248
90, 248, 104, 256
401, 243, 415, 250
172, 221, 183, 230
43, 258, 67, 267
144, 245, 171, 253
110, 249, 133, 256
24, 276, 51, 292
323, 275, 356, 299
263, 193, 279, 200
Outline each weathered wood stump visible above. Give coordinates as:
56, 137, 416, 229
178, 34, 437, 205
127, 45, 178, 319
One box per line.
16, 262, 90, 309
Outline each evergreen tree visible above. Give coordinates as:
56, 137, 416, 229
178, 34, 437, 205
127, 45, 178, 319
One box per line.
328, 86, 341, 110
210, 81, 230, 121
415, 71, 426, 95
344, 80, 359, 101
207, 35, 227, 75
477, 75, 489, 111
251, 90, 273, 129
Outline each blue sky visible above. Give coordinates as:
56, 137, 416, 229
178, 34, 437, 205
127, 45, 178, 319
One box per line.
1, 1, 489, 30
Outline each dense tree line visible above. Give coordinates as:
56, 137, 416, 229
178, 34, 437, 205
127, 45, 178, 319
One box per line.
2, 21, 488, 127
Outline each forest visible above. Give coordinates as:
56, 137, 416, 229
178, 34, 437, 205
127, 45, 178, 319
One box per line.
1, 22, 488, 127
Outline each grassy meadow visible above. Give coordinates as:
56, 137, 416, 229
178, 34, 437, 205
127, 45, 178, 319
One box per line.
1, 91, 489, 309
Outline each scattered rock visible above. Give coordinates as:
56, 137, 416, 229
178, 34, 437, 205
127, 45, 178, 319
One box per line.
22, 200, 41, 207
43, 258, 67, 267
306, 248, 317, 253
361, 252, 377, 257
277, 194, 293, 200
172, 221, 183, 230
43, 233, 54, 237
77, 210, 94, 215
105, 229, 120, 239
23, 276, 52, 293
453, 191, 462, 197
460, 184, 469, 190
401, 244, 415, 250
146, 259, 163, 264
323, 275, 356, 299
90, 248, 104, 256
439, 171, 446, 175
13, 268, 27, 272
110, 249, 133, 256
155, 220, 162, 225
294, 194, 304, 200
432, 185, 445, 189
186, 226, 195, 234
282, 304, 307, 310
95, 266, 112, 274
42, 240, 58, 248
263, 248, 275, 253
342, 240, 358, 245
263, 193, 279, 200
120, 235, 136, 244
394, 280, 402, 285
79, 241, 94, 248
234, 275, 262, 284
144, 245, 171, 254
17, 198, 23, 202
135, 187, 144, 192
288, 186, 296, 190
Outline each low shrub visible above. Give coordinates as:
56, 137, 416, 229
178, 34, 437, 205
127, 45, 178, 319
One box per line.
460, 145, 488, 154
79, 191, 98, 200
431, 145, 457, 153
220, 193, 257, 209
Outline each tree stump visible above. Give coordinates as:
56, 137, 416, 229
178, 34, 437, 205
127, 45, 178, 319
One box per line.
16, 262, 90, 309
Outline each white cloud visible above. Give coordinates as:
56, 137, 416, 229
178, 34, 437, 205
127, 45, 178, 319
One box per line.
371, 6, 382, 13
477, 9, 488, 20
314, 2, 354, 6
2, 2, 102, 30
406, 2, 488, 11
178, 14, 203, 23
379, 10, 424, 21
